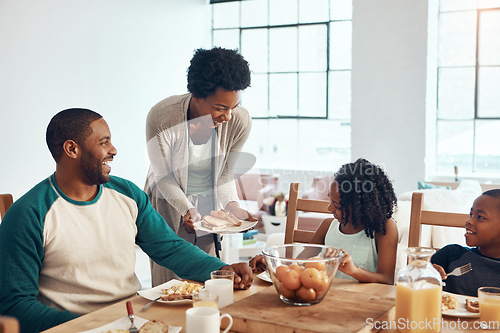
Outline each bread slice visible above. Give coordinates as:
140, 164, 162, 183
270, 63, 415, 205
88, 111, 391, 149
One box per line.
139, 320, 169, 333
201, 215, 230, 230
465, 299, 480, 313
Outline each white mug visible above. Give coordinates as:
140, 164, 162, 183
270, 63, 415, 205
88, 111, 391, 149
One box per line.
186, 307, 233, 333
205, 278, 234, 308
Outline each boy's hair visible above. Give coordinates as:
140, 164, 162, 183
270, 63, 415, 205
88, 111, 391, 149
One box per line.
482, 189, 500, 211
46, 108, 102, 162
187, 47, 251, 99
333, 158, 397, 238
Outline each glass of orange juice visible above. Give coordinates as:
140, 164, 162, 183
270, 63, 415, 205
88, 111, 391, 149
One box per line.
478, 287, 500, 330
193, 288, 218, 309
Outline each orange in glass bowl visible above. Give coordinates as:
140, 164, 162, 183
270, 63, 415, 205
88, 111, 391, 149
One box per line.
262, 244, 343, 306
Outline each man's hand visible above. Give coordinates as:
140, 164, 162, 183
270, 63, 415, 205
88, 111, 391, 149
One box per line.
220, 263, 253, 290
183, 208, 201, 234
249, 254, 267, 274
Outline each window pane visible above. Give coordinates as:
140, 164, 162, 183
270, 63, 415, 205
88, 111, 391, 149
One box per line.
212, 2, 239, 29
299, 0, 329, 23
436, 121, 474, 173
268, 119, 298, 169
298, 24, 327, 71
299, 73, 327, 117
437, 67, 475, 120
478, 9, 500, 65
243, 119, 270, 168
269, 0, 298, 25
269, 73, 297, 117
330, 0, 352, 20
213, 29, 240, 50
328, 71, 351, 120
243, 73, 268, 118
269, 27, 298, 72
475, 120, 500, 172
477, 67, 500, 117
241, 0, 268, 27
438, 12, 477, 66
241, 28, 268, 73
440, 0, 477, 11
478, 0, 500, 9
298, 120, 350, 171
329, 21, 352, 70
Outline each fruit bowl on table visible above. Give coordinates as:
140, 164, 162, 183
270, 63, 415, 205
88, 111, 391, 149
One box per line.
262, 244, 343, 306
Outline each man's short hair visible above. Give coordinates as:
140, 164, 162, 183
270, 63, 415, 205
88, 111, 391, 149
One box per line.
187, 47, 251, 99
46, 108, 102, 162
483, 189, 500, 212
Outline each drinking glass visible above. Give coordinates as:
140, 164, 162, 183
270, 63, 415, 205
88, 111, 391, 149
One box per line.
478, 287, 500, 330
205, 279, 233, 308
193, 288, 218, 309
211, 270, 235, 282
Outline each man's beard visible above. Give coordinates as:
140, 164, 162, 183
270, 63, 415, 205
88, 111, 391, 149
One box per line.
80, 149, 110, 185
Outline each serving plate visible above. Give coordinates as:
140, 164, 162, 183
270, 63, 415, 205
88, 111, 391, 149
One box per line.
442, 291, 480, 318
78, 316, 181, 333
194, 220, 257, 234
137, 279, 198, 305
257, 271, 272, 283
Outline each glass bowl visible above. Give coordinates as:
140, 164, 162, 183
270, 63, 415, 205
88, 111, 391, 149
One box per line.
262, 244, 343, 306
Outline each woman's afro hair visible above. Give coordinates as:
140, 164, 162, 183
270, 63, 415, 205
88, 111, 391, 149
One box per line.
187, 47, 251, 98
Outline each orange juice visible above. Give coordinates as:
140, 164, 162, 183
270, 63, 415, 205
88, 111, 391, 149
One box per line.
479, 298, 500, 326
193, 300, 218, 309
396, 282, 441, 333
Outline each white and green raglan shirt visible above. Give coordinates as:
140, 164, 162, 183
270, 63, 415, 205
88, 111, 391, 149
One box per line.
0, 174, 226, 333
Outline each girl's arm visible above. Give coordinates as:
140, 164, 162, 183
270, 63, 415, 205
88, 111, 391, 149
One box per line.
339, 218, 398, 284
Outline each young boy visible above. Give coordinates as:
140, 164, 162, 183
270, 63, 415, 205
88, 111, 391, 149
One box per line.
431, 189, 500, 296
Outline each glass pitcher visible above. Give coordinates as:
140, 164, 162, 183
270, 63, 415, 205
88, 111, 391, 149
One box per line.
395, 247, 442, 333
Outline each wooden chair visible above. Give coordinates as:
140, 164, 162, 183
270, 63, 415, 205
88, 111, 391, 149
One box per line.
0, 316, 19, 333
408, 192, 469, 248
0, 194, 14, 220
284, 183, 332, 244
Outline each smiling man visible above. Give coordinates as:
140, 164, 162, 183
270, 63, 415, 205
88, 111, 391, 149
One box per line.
0, 108, 253, 333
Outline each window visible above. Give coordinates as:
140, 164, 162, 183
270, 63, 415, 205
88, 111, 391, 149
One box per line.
436, 0, 500, 176
211, 0, 352, 171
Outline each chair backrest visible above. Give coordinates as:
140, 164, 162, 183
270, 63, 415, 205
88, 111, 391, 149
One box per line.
284, 183, 332, 244
0, 194, 14, 220
408, 192, 469, 248
0, 316, 20, 333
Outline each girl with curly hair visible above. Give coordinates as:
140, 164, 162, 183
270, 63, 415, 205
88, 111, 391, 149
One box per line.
310, 158, 399, 284
144, 47, 256, 286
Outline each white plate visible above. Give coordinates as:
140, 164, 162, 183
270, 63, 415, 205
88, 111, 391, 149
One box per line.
78, 316, 181, 333
137, 279, 196, 305
194, 220, 258, 234
442, 291, 480, 318
257, 271, 272, 283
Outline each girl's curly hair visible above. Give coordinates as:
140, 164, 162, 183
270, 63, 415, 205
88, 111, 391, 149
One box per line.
333, 158, 397, 238
187, 47, 251, 98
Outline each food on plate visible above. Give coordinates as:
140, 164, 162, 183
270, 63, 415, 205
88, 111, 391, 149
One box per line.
105, 330, 129, 333
442, 293, 458, 311
161, 281, 202, 301
138, 320, 169, 333
465, 298, 480, 313
201, 210, 242, 230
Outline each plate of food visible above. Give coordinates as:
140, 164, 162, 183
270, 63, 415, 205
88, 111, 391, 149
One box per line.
257, 271, 272, 283
442, 291, 480, 318
194, 210, 257, 234
78, 317, 180, 333
137, 279, 203, 304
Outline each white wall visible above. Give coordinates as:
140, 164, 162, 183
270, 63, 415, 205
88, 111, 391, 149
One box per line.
351, 0, 436, 195
0, 0, 211, 200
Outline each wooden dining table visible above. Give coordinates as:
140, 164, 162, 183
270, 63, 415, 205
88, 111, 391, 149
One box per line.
42, 276, 497, 333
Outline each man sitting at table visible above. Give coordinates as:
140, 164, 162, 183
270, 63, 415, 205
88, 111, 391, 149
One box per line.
0, 108, 253, 333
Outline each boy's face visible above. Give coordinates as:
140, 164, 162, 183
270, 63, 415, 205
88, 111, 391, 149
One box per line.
465, 194, 500, 257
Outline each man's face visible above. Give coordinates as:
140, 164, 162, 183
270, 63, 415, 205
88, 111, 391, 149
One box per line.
79, 118, 117, 185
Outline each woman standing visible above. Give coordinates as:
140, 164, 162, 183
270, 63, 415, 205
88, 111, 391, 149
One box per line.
145, 47, 255, 286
